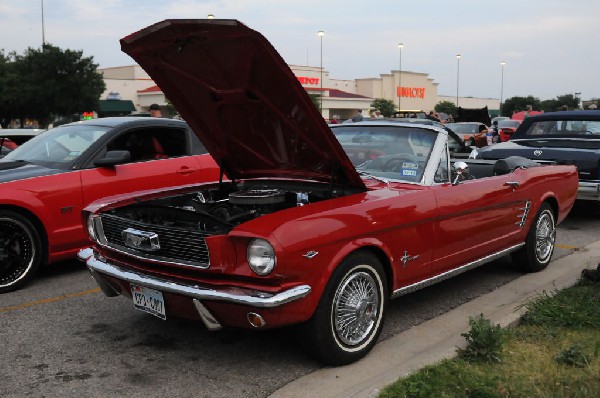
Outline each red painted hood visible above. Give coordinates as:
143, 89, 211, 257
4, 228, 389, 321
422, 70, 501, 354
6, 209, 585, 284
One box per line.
120, 19, 365, 190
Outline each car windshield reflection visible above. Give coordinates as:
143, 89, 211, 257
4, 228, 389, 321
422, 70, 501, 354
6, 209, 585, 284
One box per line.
525, 120, 600, 136
333, 125, 436, 183
3, 125, 110, 168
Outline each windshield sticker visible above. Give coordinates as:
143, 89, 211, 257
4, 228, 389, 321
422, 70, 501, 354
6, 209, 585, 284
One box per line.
402, 162, 418, 169
402, 169, 417, 176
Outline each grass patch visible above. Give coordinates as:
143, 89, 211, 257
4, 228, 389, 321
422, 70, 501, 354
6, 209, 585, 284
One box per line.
379, 280, 600, 397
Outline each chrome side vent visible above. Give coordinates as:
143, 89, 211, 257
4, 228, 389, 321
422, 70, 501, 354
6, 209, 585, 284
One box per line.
516, 200, 531, 228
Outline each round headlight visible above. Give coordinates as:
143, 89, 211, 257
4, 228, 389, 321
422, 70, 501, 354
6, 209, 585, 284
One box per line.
247, 239, 276, 276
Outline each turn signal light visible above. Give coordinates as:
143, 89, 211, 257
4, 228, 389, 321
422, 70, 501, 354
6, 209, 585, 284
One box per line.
247, 312, 266, 328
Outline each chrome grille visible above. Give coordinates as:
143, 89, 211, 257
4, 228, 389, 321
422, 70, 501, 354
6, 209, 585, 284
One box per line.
99, 213, 211, 268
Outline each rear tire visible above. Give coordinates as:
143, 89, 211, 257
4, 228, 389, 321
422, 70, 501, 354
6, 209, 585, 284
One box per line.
301, 251, 387, 365
0, 211, 42, 293
511, 203, 555, 272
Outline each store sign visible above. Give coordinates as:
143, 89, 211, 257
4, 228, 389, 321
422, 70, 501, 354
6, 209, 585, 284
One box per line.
397, 86, 425, 98
297, 76, 320, 85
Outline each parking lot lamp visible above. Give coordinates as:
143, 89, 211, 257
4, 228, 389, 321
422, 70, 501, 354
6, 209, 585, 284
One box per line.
207, 14, 215, 19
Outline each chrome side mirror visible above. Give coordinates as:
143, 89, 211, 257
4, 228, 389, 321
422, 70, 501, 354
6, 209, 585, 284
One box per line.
452, 161, 470, 185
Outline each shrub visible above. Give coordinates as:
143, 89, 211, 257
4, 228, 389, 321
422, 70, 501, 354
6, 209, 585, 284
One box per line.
457, 314, 504, 363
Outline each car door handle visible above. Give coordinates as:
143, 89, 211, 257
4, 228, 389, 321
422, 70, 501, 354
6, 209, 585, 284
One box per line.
176, 166, 197, 175
504, 181, 519, 188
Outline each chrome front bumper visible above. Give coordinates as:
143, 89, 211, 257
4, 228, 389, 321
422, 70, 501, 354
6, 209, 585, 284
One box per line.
77, 248, 311, 329
578, 181, 600, 201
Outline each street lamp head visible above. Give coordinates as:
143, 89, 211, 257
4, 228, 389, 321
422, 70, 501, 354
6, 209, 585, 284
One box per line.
207, 14, 215, 19
318, 30, 325, 37
398, 43, 404, 49
501, 61, 506, 66
456, 54, 461, 60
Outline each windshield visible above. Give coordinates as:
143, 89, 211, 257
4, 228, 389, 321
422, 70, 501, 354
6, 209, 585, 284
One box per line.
498, 120, 520, 128
446, 123, 482, 135
3, 124, 110, 168
333, 125, 437, 183
523, 119, 600, 136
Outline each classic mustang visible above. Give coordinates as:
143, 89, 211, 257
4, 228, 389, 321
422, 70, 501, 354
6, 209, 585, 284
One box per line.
79, 19, 578, 365
0, 117, 219, 292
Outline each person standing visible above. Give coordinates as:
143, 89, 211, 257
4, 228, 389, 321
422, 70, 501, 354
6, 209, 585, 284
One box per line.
149, 103, 162, 118
352, 110, 364, 122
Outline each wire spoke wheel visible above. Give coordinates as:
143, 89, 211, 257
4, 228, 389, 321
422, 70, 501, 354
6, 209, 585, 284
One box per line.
301, 252, 387, 366
333, 271, 379, 346
535, 211, 555, 263
512, 202, 555, 273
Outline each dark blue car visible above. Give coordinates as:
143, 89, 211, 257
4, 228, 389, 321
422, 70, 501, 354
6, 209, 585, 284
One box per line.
476, 110, 600, 201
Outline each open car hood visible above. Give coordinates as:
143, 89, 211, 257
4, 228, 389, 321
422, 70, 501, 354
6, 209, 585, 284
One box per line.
121, 19, 365, 190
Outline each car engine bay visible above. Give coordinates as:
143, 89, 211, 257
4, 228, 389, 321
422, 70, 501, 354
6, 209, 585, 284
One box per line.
103, 181, 352, 235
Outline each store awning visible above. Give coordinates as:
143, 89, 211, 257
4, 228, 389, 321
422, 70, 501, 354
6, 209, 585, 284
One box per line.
99, 100, 136, 112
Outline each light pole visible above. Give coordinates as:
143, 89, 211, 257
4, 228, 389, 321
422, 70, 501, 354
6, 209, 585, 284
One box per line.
318, 30, 325, 114
41, 0, 45, 46
456, 54, 461, 107
398, 43, 404, 112
500, 61, 506, 115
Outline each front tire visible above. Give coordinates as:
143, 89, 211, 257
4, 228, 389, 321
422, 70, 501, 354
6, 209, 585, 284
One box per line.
512, 203, 556, 272
301, 251, 388, 365
0, 211, 42, 293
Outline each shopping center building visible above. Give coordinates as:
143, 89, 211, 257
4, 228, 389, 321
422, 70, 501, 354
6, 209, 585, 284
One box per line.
98, 64, 499, 121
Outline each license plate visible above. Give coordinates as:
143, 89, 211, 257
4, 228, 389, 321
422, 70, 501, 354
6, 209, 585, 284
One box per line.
131, 284, 166, 320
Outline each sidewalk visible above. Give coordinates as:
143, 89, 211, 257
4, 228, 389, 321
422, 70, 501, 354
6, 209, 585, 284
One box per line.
270, 240, 600, 398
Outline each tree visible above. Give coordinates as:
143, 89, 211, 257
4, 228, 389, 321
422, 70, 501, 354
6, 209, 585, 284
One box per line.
555, 94, 580, 110
308, 93, 321, 111
501, 95, 541, 117
0, 44, 105, 127
370, 98, 396, 117
435, 101, 457, 117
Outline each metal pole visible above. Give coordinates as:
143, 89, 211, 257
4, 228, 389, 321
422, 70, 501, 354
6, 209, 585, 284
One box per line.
500, 61, 506, 115
318, 30, 325, 114
456, 54, 461, 107
398, 43, 403, 112
41, 0, 45, 46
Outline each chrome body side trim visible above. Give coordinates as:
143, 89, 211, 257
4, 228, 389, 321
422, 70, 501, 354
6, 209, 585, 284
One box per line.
578, 181, 600, 201
391, 243, 525, 299
82, 249, 311, 308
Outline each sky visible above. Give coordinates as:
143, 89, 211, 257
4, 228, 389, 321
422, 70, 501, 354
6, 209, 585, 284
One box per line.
1, 0, 599, 102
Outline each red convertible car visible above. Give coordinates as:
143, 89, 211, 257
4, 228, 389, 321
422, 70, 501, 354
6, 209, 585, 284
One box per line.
0, 117, 219, 292
79, 19, 578, 365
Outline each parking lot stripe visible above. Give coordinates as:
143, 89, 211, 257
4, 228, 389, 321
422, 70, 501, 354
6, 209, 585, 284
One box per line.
0, 287, 101, 314
555, 244, 579, 250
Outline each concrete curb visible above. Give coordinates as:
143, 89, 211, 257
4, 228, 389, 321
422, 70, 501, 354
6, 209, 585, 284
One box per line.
270, 240, 600, 398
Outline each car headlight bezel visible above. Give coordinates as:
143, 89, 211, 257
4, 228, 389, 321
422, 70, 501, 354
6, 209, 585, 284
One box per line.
247, 238, 276, 276
86, 213, 100, 241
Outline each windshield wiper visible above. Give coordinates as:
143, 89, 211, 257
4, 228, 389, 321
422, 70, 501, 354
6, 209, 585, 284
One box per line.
357, 170, 389, 185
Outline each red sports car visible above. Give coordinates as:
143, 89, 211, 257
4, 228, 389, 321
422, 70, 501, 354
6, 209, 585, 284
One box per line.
79, 19, 578, 365
0, 117, 219, 292
496, 119, 522, 142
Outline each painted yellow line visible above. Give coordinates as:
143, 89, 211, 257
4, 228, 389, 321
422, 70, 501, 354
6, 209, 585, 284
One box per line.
0, 287, 101, 314
556, 244, 579, 250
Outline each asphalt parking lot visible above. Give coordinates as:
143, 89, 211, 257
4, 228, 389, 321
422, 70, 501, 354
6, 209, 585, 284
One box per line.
1, 202, 599, 398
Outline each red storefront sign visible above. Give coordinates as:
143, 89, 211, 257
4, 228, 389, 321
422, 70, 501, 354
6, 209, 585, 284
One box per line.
397, 86, 425, 98
297, 76, 320, 85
